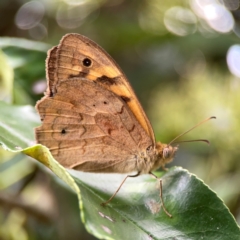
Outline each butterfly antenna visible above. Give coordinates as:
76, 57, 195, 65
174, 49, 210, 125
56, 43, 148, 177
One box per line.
172, 139, 210, 145
168, 116, 216, 146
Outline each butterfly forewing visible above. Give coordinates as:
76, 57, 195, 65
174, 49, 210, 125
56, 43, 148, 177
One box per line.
55, 34, 155, 141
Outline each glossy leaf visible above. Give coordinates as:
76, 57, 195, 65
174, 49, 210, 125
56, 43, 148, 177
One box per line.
0, 101, 240, 239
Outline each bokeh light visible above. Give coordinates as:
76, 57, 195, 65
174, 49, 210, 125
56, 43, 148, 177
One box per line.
56, 1, 99, 29
191, 0, 234, 33
164, 7, 197, 36
227, 44, 240, 78
28, 23, 47, 40
15, 1, 45, 30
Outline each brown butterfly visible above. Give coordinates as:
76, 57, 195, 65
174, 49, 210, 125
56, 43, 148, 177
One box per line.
35, 33, 179, 217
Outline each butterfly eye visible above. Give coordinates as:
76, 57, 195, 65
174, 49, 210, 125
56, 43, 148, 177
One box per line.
82, 58, 92, 67
163, 147, 171, 159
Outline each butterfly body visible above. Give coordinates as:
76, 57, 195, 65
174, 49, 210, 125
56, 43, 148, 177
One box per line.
35, 33, 177, 176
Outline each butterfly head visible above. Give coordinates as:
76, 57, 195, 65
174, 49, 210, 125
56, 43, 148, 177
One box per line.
152, 142, 178, 170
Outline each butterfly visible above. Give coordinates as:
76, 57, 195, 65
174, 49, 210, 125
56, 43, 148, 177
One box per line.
35, 33, 178, 217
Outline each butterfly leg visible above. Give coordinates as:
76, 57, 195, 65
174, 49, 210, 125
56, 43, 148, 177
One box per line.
101, 172, 140, 206
161, 165, 168, 171
150, 172, 172, 218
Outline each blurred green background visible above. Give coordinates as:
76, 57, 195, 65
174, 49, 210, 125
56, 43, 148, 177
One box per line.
0, 0, 240, 239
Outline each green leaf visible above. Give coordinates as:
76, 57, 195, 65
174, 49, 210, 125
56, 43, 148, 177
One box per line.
0, 101, 39, 150
1, 101, 240, 239
16, 147, 240, 239
69, 168, 240, 239
0, 37, 50, 71
0, 37, 51, 105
